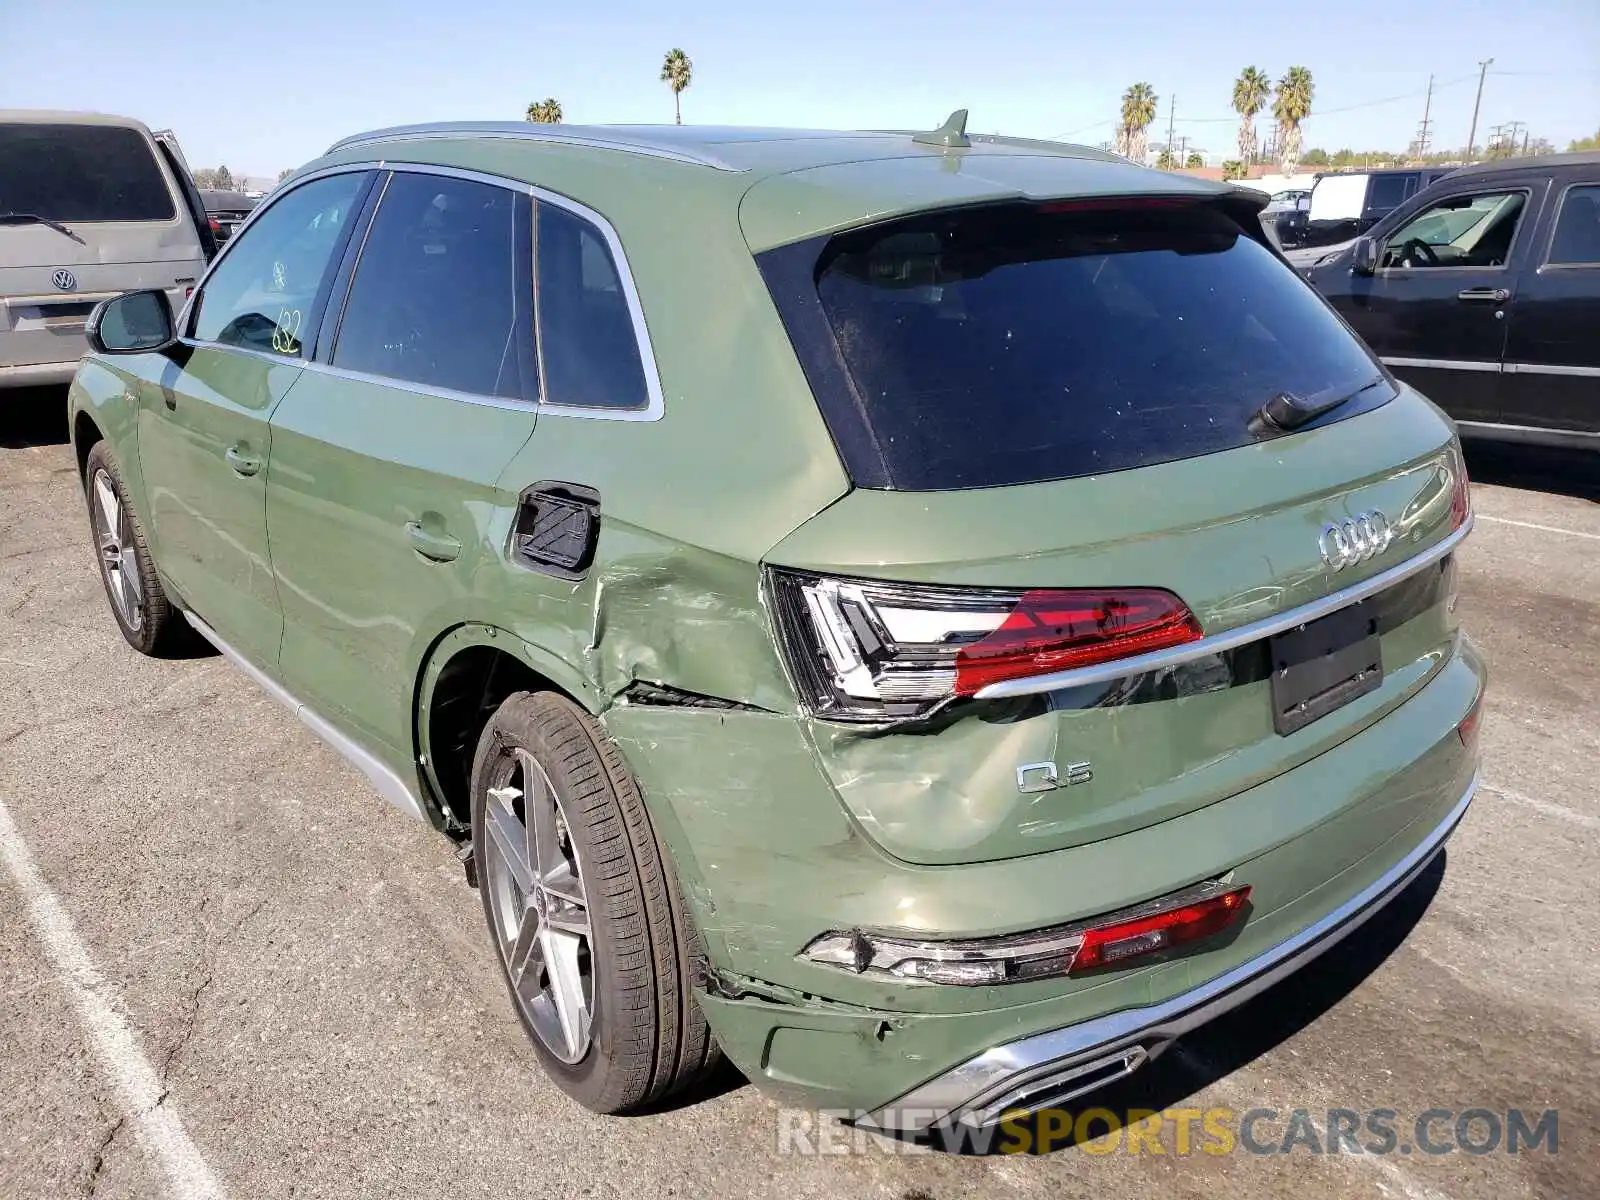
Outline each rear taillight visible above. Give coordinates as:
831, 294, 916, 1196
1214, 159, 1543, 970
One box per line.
1448, 441, 1472, 530
1457, 691, 1483, 753
769, 569, 1202, 721
208, 217, 222, 233
1069, 885, 1251, 974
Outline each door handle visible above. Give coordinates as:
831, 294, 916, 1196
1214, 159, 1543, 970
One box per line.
1457, 287, 1510, 302
406, 521, 462, 563
224, 445, 262, 477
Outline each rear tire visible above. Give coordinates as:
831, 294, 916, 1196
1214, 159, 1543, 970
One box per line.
83, 441, 181, 656
469, 690, 720, 1113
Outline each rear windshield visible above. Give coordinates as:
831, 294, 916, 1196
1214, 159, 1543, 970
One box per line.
773, 202, 1389, 490
0, 123, 176, 222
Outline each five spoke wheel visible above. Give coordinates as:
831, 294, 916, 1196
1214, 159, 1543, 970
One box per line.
90, 467, 144, 633
481, 748, 594, 1064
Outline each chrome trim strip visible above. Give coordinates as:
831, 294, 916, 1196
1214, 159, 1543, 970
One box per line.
974, 518, 1472, 700
1455, 420, 1600, 449
867, 771, 1479, 1133
324, 123, 746, 173
1503, 361, 1600, 378
1381, 356, 1502, 373
180, 611, 429, 824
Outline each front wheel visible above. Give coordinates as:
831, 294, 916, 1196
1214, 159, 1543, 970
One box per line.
83, 441, 180, 655
469, 690, 720, 1113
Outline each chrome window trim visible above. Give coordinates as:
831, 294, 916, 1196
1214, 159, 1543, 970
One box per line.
296, 359, 541, 414
1454, 421, 1600, 449
324, 123, 746, 173
1384, 356, 1600, 379
973, 517, 1472, 700
1381, 356, 1501, 373
1537, 180, 1600, 270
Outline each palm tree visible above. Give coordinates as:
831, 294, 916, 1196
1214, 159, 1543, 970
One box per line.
1232, 66, 1271, 164
1116, 83, 1158, 164
1186, 151, 1204, 169
1155, 147, 1177, 171
525, 98, 563, 124
1273, 66, 1315, 175
661, 48, 693, 125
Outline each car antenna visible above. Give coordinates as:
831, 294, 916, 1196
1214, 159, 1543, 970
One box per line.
913, 109, 971, 149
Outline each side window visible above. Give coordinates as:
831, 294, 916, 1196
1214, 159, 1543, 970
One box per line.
1366, 174, 1410, 214
1547, 185, 1600, 265
1382, 190, 1528, 269
191, 172, 366, 356
536, 202, 649, 410
331, 172, 524, 398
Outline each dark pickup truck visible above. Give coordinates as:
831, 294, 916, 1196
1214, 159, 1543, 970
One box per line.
1304, 152, 1600, 450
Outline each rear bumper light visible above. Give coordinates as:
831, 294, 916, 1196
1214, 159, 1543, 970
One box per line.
863, 773, 1479, 1132
799, 878, 1251, 987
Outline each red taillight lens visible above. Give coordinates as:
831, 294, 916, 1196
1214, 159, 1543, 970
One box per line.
208, 217, 222, 233
954, 588, 1203, 697
1458, 692, 1483, 753
1070, 886, 1252, 974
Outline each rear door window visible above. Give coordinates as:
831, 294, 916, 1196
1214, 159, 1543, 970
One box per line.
1365, 174, 1411, 214
1546, 185, 1600, 265
535, 202, 650, 410
0, 123, 175, 222
774, 202, 1389, 490
332, 172, 528, 399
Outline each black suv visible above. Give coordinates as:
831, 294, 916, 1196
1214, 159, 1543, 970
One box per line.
1305, 152, 1600, 450
1285, 168, 1454, 251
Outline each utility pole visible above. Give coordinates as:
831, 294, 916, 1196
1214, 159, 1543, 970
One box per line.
1412, 74, 1434, 159
1521, 129, 1531, 156
1466, 57, 1493, 159
1165, 94, 1176, 160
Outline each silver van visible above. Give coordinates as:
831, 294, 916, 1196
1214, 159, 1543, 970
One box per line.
1, 111, 214, 389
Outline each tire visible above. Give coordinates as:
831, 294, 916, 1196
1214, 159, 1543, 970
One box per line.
469, 690, 720, 1113
83, 441, 182, 656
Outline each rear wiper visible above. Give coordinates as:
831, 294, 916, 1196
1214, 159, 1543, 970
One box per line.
0, 211, 86, 245
1249, 376, 1387, 435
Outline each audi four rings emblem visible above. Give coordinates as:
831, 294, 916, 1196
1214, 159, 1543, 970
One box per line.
1320, 511, 1392, 571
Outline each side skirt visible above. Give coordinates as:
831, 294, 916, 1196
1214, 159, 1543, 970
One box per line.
181, 610, 430, 825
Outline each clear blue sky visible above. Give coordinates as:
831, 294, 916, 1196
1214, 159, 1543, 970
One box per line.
3, 0, 1596, 177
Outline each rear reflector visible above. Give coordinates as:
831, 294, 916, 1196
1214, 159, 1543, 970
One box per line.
1069, 886, 1252, 974
1457, 692, 1483, 753
1448, 442, 1472, 530
799, 878, 1252, 986
769, 569, 1202, 722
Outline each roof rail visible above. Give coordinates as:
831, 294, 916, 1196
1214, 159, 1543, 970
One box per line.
323, 122, 746, 172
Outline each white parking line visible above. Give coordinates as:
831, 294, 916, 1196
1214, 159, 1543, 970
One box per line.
1476, 515, 1600, 542
0, 799, 227, 1200
1482, 783, 1600, 831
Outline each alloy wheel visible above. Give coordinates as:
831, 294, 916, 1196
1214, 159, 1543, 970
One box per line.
481, 747, 595, 1064
90, 468, 144, 633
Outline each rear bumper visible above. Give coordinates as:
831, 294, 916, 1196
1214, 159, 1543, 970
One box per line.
866, 771, 1476, 1132
0, 359, 80, 387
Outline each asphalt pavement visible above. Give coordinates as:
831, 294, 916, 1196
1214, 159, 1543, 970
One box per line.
1, 393, 1595, 1199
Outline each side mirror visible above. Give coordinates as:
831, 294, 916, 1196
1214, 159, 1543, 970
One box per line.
1351, 236, 1380, 276
86, 289, 176, 354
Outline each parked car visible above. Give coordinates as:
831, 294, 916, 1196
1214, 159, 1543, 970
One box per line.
1283, 167, 1455, 254
198, 188, 257, 244
1260, 187, 1312, 246
1305, 152, 1600, 450
1, 110, 215, 389
67, 118, 1483, 1132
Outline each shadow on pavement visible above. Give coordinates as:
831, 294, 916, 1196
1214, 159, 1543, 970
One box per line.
0, 386, 71, 449
908, 851, 1447, 1155
1463, 439, 1599, 503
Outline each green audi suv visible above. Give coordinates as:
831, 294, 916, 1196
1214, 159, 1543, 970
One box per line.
67, 115, 1483, 1132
